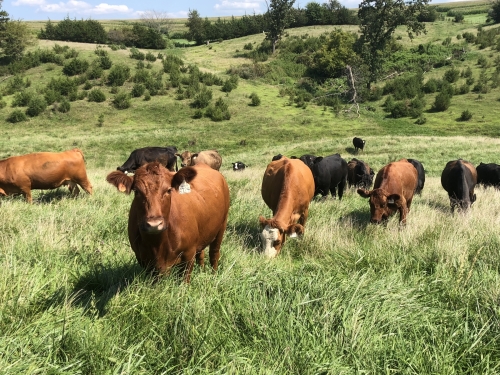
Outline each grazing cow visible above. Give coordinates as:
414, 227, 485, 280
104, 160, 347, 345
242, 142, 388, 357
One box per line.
117, 146, 178, 174
0, 149, 92, 203
272, 154, 283, 161
347, 158, 375, 189
476, 162, 500, 189
353, 137, 366, 153
176, 150, 222, 170
309, 154, 348, 200
441, 159, 477, 212
407, 158, 425, 195
259, 157, 315, 258
357, 159, 418, 224
232, 161, 247, 171
106, 162, 230, 282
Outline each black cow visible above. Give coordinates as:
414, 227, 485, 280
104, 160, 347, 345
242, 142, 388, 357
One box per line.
347, 158, 375, 189
272, 154, 283, 161
476, 162, 500, 189
292, 154, 317, 170
353, 137, 366, 153
310, 154, 348, 200
441, 159, 477, 212
232, 161, 247, 171
407, 158, 425, 195
117, 146, 178, 174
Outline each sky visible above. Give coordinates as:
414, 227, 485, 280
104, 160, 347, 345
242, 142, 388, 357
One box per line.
2, 0, 470, 22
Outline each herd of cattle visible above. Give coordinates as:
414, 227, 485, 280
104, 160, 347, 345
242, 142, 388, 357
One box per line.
1, 138, 500, 282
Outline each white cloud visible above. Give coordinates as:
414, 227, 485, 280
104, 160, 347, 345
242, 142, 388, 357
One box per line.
12, 0, 46, 5
214, 0, 264, 12
13, 0, 134, 16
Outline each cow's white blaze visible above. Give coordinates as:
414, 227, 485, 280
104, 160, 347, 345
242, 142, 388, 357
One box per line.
260, 225, 280, 258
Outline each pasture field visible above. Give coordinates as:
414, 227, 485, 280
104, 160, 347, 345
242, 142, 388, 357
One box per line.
2, 7, 500, 372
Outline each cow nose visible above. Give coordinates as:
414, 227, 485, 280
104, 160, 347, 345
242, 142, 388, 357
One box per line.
144, 217, 165, 232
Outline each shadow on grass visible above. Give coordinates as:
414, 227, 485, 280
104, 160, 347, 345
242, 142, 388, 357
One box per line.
343, 209, 372, 230
344, 146, 361, 156
228, 222, 262, 254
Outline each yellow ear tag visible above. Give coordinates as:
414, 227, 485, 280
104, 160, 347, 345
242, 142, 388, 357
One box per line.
179, 179, 191, 194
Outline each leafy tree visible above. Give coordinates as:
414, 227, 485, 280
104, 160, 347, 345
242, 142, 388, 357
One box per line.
357, 0, 429, 88
305, 2, 324, 25
489, 0, 500, 23
0, 20, 34, 60
265, 0, 296, 53
186, 9, 205, 45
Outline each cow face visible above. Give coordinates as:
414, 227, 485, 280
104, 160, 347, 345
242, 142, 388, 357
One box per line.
357, 188, 402, 224
176, 151, 195, 168
299, 154, 317, 170
232, 162, 246, 171
258, 216, 304, 258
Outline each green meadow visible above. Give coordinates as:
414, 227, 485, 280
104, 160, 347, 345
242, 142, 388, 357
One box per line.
1, 4, 500, 373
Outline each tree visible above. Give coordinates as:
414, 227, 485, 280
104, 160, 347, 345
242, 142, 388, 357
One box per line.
357, 0, 429, 88
140, 10, 173, 35
305, 2, 324, 25
265, 0, 296, 53
0, 2, 33, 60
185, 9, 206, 45
489, 0, 500, 23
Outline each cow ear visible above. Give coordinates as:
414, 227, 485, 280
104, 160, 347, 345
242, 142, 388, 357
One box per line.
314, 157, 323, 164
287, 223, 304, 237
172, 167, 197, 189
175, 153, 180, 157
191, 153, 199, 159
357, 189, 371, 198
106, 171, 134, 194
290, 156, 297, 159
387, 194, 402, 207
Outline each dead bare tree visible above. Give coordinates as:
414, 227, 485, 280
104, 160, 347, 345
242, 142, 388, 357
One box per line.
140, 10, 173, 35
345, 65, 359, 117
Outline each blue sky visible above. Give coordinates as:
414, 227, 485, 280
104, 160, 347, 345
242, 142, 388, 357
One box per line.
3, 0, 468, 22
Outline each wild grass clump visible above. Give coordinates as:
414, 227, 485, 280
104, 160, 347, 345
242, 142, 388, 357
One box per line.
57, 99, 71, 113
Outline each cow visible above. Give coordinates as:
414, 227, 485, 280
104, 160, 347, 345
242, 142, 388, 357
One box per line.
441, 159, 477, 212
272, 154, 283, 161
476, 162, 500, 189
347, 158, 375, 189
309, 154, 348, 200
259, 157, 315, 258
232, 161, 247, 171
117, 146, 178, 174
176, 149, 222, 170
357, 159, 418, 224
291, 154, 317, 170
407, 158, 425, 195
353, 137, 366, 153
106, 162, 230, 282
0, 148, 93, 203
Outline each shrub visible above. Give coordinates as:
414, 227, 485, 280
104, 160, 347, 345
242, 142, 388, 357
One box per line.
0, 100, 6, 109
454, 13, 464, 23
129, 48, 145, 60
63, 58, 89, 76
58, 99, 71, 113
423, 78, 440, 93
99, 55, 112, 70
94, 47, 108, 57
390, 100, 409, 118
64, 48, 79, 59
205, 97, 230, 121
477, 55, 489, 68
7, 109, 27, 123
222, 76, 239, 93
136, 60, 145, 69
133, 69, 151, 84
382, 73, 423, 100
249, 92, 261, 106
461, 66, 473, 78
53, 44, 70, 54
26, 96, 47, 117
433, 92, 451, 111
97, 114, 104, 127
107, 64, 130, 86
459, 109, 473, 121
243, 43, 253, 50
77, 91, 87, 100
47, 77, 78, 96
462, 32, 476, 43
443, 67, 460, 83
457, 84, 470, 95
143, 90, 151, 101
131, 83, 145, 97
193, 109, 203, 119
112, 91, 131, 109
12, 90, 35, 107
4, 75, 31, 95
367, 86, 383, 101
192, 86, 213, 108
145, 52, 156, 62
44, 89, 61, 105
415, 116, 427, 125
442, 37, 452, 46
86, 64, 103, 80
87, 88, 106, 102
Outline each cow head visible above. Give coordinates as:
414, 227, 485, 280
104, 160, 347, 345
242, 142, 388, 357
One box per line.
357, 188, 405, 224
232, 162, 246, 171
299, 154, 317, 170
258, 216, 304, 258
176, 151, 195, 168
107, 162, 197, 233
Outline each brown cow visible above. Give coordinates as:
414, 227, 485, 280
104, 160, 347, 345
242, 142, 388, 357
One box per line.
259, 157, 315, 258
176, 150, 222, 170
357, 159, 418, 224
106, 162, 230, 282
0, 149, 93, 203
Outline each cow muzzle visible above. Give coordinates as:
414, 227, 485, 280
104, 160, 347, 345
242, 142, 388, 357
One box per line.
142, 217, 166, 232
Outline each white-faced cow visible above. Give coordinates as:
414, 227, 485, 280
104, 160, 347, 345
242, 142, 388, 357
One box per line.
117, 146, 178, 174
106, 162, 230, 282
347, 158, 375, 189
0, 149, 93, 203
353, 137, 366, 153
259, 157, 315, 258
357, 159, 418, 224
232, 161, 247, 171
441, 159, 477, 212
176, 150, 222, 170
476, 162, 500, 189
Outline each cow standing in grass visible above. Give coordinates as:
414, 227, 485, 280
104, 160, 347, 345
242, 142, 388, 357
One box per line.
441, 159, 477, 212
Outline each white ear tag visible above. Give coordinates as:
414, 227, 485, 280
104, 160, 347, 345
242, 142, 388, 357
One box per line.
387, 199, 395, 204
289, 232, 298, 238
179, 179, 191, 194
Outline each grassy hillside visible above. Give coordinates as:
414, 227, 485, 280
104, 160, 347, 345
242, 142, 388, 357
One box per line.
1, 10, 500, 373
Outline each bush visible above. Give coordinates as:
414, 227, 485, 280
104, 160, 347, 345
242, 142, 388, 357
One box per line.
461, 66, 473, 78
249, 92, 261, 106
462, 32, 476, 43
53, 44, 70, 54
0, 100, 6, 109
7, 109, 27, 123
443, 67, 460, 83
205, 97, 230, 121
222, 75, 239, 93
26, 96, 47, 117
193, 109, 203, 119
112, 91, 131, 109
133, 69, 151, 84
86, 64, 103, 80
99, 55, 112, 70
129, 48, 145, 60
4, 75, 31, 95
145, 52, 156, 62
433, 92, 451, 111
94, 47, 108, 57
12, 90, 35, 107
243, 43, 253, 50
459, 109, 473, 121
143, 90, 151, 101
415, 116, 427, 125
191, 86, 213, 108
58, 99, 71, 113
64, 48, 79, 59
107, 64, 130, 86
457, 84, 470, 95
423, 78, 440, 94
87, 88, 106, 102
478, 55, 489, 68
63, 58, 90, 76
44, 89, 61, 105
132, 83, 145, 97
47, 77, 78, 96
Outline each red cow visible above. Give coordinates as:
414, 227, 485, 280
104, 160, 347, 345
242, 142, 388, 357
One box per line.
176, 150, 222, 170
106, 162, 230, 282
0, 148, 93, 203
357, 159, 418, 224
259, 157, 315, 258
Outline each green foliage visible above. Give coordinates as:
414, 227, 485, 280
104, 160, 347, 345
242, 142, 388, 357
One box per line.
0, 20, 34, 60
87, 88, 106, 102
191, 85, 213, 108
57, 98, 70, 113
462, 32, 476, 43
243, 42, 253, 50
222, 75, 239, 92
432, 91, 451, 111
94, 47, 108, 57
0, 99, 5, 109
185, 9, 205, 45
129, 47, 145, 60
86, 63, 103, 80
383, 73, 423, 100
145, 52, 156, 62
64, 48, 78, 59
12, 90, 35, 107
38, 17, 107, 44
249, 92, 261, 106
265, 0, 296, 53
6, 109, 27, 122
107, 64, 131, 86
459, 109, 473, 121
490, 0, 500, 23
99, 55, 112, 70
53, 44, 70, 54
46, 76, 78, 96
97, 113, 104, 126
44, 89, 61, 104
423, 78, 440, 94
193, 108, 203, 118
453, 13, 464, 23
112, 91, 131, 109
63, 58, 89, 76
4, 75, 31, 95
143, 90, 151, 101
205, 97, 230, 121
443, 67, 460, 83
461, 66, 473, 78
131, 83, 145, 98
25, 95, 47, 117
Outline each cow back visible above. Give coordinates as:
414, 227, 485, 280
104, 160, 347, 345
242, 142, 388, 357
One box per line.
374, 159, 418, 199
441, 159, 477, 208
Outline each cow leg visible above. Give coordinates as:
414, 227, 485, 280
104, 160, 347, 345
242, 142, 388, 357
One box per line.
183, 256, 196, 283
338, 177, 347, 200
68, 181, 80, 196
196, 249, 205, 267
330, 186, 337, 199
76, 178, 93, 195
209, 224, 226, 272
21, 188, 33, 204
299, 207, 309, 227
